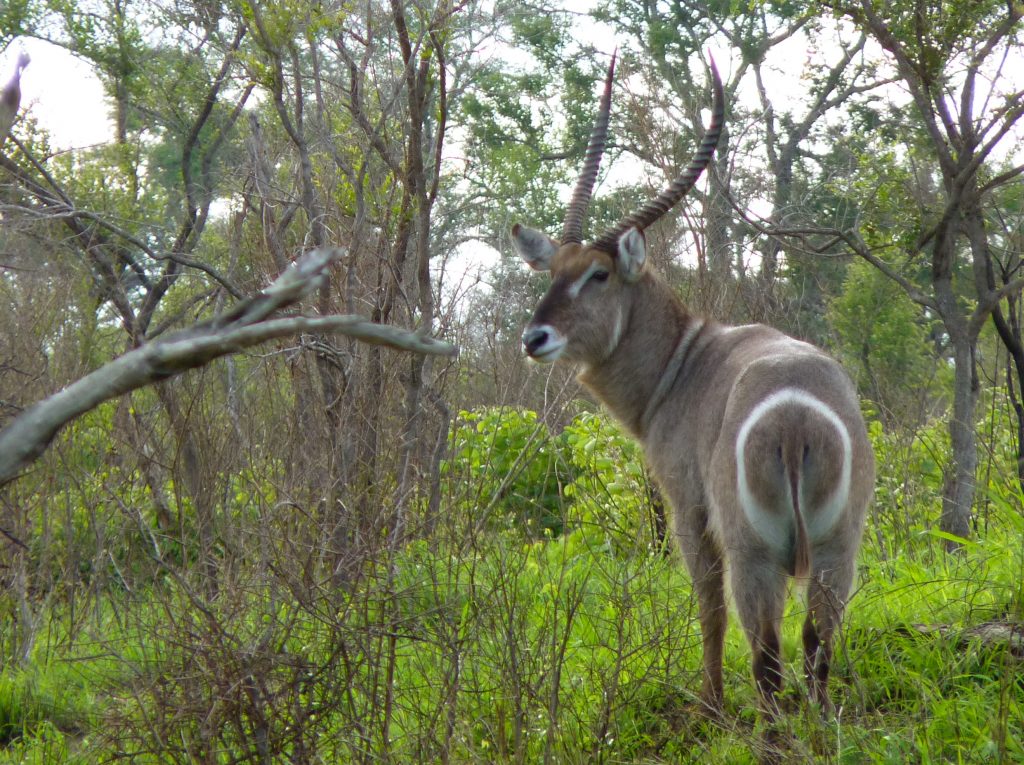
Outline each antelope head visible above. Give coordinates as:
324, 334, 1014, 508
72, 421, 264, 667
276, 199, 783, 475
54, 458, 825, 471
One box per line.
513, 54, 725, 366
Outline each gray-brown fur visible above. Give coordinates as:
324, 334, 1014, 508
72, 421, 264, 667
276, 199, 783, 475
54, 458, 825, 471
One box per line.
513, 233, 874, 720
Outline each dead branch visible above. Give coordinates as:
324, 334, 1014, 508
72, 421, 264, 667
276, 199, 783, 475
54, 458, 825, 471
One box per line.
897, 620, 1024, 660
0, 247, 457, 486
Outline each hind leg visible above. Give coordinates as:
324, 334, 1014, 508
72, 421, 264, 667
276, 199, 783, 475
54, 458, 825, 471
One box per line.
803, 558, 855, 713
673, 505, 727, 714
730, 556, 788, 720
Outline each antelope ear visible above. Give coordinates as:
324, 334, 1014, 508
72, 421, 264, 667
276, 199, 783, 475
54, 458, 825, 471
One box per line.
617, 227, 647, 283
512, 223, 558, 272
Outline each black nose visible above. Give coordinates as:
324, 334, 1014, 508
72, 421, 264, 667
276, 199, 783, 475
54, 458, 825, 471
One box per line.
522, 326, 549, 356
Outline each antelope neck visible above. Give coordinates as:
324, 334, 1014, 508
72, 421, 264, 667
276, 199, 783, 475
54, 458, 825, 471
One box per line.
578, 278, 699, 437
640, 318, 705, 433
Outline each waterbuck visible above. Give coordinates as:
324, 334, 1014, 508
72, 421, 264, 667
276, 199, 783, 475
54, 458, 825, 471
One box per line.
512, 55, 874, 720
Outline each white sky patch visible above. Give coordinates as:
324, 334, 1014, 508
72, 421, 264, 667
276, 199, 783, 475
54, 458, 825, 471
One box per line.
437, 239, 500, 297
2, 39, 112, 149
433, 238, 500, 324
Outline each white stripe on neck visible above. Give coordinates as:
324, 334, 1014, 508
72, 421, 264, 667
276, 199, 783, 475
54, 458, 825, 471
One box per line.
640, 319, 704, 432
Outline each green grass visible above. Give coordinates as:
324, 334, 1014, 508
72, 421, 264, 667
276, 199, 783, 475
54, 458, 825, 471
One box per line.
0, 661, 97, 763
1, 412, 1022, 763
2, 517, 1021, 763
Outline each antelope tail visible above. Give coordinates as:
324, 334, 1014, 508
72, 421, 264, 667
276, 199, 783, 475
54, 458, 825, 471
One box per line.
788, 458, 811, 579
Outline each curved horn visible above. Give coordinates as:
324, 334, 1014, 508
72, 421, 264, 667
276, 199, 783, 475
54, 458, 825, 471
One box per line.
561, 52, 616, 245
591, 57, 724, 254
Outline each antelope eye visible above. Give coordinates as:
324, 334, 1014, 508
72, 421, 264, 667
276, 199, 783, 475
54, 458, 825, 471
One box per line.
590, 269, 610, 283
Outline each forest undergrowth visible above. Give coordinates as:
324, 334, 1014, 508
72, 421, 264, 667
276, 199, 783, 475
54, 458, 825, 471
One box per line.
0, 407, 1021, 764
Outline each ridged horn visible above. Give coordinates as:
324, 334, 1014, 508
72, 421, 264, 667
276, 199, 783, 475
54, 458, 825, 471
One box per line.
591, 57, 724, 254
561, 52, 616, 245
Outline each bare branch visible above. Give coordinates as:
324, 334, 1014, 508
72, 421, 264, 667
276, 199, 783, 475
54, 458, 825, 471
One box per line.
1, 140, 245, 301
0, 247, 457, 487
979, 162, 1024, 196
972, 274, 1024, 337
839, 0, 959, 175
722, 183, 939, 310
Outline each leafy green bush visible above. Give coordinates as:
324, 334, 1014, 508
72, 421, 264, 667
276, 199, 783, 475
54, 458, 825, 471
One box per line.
445, 408, 577, 537
562, 411, 660, 554
828, 259, 947, 428
444, 407, 661, 549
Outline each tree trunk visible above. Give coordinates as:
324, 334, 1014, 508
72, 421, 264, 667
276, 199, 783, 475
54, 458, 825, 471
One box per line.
933, 198, 979, 546
155, 382, 220, 588
940, 322, 979, 545
702, 130, 733, 315
970, 204, 1024, 493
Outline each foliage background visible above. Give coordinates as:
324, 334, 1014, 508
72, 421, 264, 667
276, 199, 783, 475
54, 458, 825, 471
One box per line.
0, 0, 1022, 762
